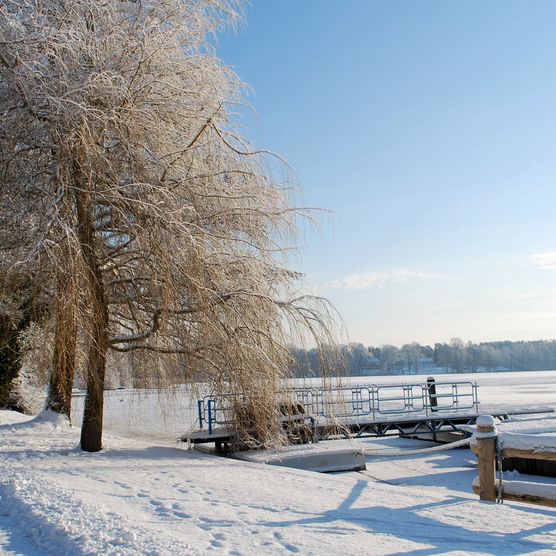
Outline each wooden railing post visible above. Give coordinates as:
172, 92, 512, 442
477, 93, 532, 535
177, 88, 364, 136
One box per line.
476, 415, 497, 501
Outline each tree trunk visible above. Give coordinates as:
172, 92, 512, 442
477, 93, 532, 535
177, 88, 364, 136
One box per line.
45, 271, 77, 419
75, 182, 109, 452
80, 307, 108, 452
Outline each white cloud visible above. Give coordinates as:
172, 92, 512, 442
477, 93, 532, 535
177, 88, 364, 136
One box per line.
531, 252, 556, 270
325, 268, 439, 290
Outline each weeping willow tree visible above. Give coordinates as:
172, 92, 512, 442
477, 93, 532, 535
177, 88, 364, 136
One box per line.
0, 0, 337, 452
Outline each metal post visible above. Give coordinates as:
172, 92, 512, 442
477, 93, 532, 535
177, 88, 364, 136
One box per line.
197, 399, 204, 429
207, 399, 213, 435
476, 415, 497, 502
427, 377, 438, 412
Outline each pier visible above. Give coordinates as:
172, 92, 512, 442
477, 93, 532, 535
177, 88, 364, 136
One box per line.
182, 378, 505, 451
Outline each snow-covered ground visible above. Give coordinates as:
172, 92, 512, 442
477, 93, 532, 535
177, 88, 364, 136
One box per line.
1, 371, 556, 555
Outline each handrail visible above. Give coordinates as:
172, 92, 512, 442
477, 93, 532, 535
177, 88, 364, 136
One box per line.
196, 379, 479, 433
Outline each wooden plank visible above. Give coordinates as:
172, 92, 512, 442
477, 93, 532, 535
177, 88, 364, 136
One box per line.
473, 485, 556, 508
471, 443, 556, 461
502, 448, 556, 461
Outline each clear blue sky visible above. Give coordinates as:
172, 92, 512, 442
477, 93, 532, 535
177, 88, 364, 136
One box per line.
217, 0, 556, 347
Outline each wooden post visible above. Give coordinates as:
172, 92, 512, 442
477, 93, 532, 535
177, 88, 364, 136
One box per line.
476, 415, 497, 501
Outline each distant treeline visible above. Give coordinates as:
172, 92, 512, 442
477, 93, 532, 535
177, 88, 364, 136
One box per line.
289, 338, 556, 377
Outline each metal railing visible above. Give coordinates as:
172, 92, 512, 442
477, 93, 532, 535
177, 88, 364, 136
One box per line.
196, 379, 479, 433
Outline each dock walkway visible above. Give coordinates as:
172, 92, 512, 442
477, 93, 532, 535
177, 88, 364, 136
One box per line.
183, 378, 493, 450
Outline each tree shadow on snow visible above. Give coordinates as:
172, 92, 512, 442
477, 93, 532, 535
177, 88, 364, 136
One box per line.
364, 449, 478, 495
262, 479, 556, 555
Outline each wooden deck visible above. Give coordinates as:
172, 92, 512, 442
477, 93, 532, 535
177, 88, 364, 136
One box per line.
181, 429, 234, 453
181, 410, 512, 452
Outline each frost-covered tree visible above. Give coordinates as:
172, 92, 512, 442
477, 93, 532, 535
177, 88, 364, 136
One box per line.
0, 279, 45, 411
400, 342, 421, 373
0, 0, 334, 451
378, 344, 401, 374
0, 184, 50, 412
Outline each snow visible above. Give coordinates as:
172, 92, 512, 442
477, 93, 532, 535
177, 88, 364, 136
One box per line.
499, 432, 556, 452
475, 415, 497, 438
2, 371, 556, 555
236, 444, 366, 473
500, 479, 556, 500
469, 412, 556, 452
476, 415, 496, 428
497, 416, 556, 435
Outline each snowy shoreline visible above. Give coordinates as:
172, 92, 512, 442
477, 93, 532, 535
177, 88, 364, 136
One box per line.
3, 392, 556, 554
1, 371, 555, 555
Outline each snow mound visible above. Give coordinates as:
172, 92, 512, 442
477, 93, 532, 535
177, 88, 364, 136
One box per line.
30, 409, 72, 428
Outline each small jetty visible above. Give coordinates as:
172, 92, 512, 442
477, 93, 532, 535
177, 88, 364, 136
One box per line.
182, 378, 515, 452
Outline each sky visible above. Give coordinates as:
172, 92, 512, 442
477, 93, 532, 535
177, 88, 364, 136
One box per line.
216, 0, 556, 347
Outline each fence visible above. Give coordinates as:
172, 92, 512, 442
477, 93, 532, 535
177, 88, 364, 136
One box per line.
196, 378, 479, 433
